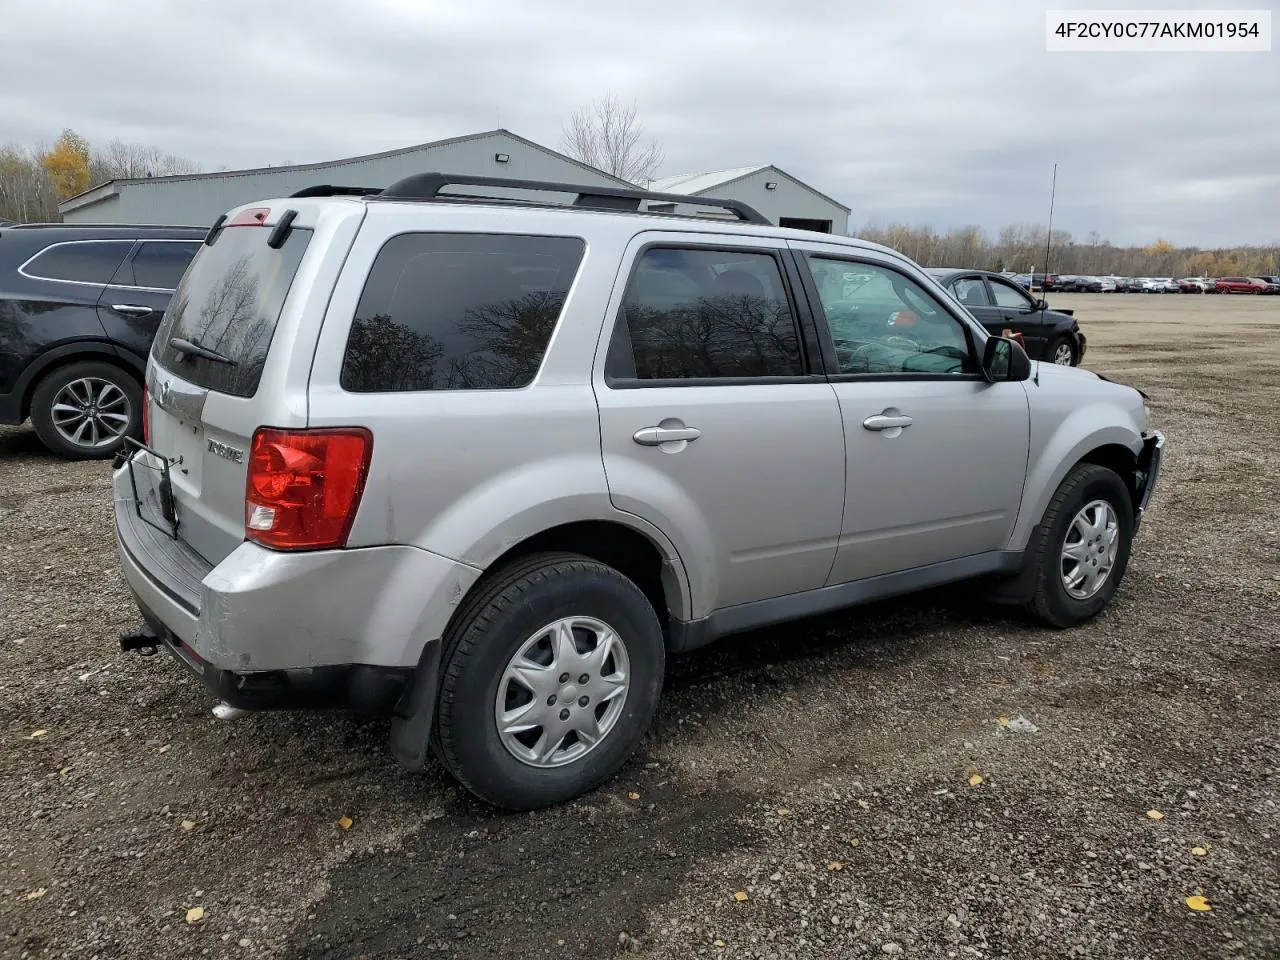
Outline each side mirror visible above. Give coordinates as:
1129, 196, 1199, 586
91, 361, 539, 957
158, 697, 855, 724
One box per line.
982, 336, 1033, 383
1034, 298, 1048, 311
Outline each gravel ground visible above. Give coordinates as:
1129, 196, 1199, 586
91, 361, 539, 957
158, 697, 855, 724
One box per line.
2, 294, 1278, 960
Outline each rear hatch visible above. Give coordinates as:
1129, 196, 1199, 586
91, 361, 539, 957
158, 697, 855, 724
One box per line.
140, 211, 314, 565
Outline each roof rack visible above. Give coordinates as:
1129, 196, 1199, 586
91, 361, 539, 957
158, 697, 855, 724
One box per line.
370, 172, 771, 224
288, 184, 384, 199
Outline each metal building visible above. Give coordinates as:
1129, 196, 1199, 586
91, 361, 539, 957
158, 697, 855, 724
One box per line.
647, 165, 849, 234
58, 130, 632, 226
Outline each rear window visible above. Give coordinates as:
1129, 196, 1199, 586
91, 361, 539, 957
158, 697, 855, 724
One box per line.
22, 240, 133, 285
153, 226, 311, 398
340, 233, 585, 392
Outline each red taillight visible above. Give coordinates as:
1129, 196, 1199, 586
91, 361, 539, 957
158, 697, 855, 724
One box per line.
244, 428, 372, 550
142, 385, 151, 445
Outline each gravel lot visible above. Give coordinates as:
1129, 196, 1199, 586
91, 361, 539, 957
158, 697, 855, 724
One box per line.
2, 294, 1277, 960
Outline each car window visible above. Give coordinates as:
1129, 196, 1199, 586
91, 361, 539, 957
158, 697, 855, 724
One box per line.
989, 278, 1035, 310
22, 240, 134, 285
950, 277, 991, 307
126, 241, 201, 290
605, 247, 803, 381
804, 257, 976, 376
342, 233, 585, 392
154, 226, 311, 398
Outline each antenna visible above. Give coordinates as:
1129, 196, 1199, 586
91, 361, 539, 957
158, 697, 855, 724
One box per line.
1043, 162, 1058, 281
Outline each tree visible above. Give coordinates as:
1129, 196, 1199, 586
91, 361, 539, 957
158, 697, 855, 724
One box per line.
41, 129, 91, 200
560, 95, 663, 184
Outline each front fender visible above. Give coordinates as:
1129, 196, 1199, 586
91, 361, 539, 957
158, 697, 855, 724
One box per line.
1010, 403, 1143, 549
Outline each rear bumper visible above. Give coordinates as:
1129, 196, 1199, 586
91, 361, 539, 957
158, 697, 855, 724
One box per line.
112, 465, 480, 679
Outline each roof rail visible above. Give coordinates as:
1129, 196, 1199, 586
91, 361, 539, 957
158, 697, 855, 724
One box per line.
289, 184, 384, 198
371, 172, 771, 224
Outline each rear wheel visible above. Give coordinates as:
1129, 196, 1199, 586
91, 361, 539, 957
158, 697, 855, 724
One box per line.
1024, 464, 1134, 628
432, 552, 665, 810
30, 361, 141, 460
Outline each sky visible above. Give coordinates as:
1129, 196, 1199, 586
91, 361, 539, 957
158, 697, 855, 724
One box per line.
1, 0, 1277, 247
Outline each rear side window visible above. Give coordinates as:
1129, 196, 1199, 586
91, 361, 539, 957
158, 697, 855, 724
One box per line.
606, 247, 803, 381
22, 240, 133, 285
341, 233, 585, 392
153, 226, 311, 398
125, 241, 201, 290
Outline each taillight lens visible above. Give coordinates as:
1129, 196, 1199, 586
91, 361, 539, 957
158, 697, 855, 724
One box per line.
244, 428, 372, 550
142, 385, 151, 445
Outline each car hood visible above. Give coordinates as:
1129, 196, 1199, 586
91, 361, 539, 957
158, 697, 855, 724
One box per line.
1034, 361, 1150, 400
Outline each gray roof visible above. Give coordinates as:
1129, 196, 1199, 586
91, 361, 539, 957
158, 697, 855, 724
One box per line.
59, 129, 632, 214
647, 164, 850, 213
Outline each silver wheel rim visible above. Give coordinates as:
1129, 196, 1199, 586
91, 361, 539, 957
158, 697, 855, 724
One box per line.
1061, 499, 1119, 599
1053, 343, 1074, 365
50, 377, 132, 448
495, 616, 630, 768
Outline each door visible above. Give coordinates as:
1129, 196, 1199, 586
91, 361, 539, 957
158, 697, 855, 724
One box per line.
96, 240, 203, 359
593, 237, 845, 614
986, 275, 1050, 356
793, 248, 1030, 584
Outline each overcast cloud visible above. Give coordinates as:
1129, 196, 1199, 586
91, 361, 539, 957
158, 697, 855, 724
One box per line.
1, 0, 1276, 246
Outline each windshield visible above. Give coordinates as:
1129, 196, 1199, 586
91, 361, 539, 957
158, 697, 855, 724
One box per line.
153, 225, 311, 397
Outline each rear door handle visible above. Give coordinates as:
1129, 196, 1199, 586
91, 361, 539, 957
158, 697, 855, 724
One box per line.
862, 414, 913, 431
633, 425, 702, 446
111, 303, 154, 317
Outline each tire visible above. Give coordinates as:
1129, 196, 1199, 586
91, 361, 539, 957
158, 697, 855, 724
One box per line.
29, 361, 142, 460
1047, 336, 1077, 366
432, 551, 665, 810
1023, 464, 1134, 628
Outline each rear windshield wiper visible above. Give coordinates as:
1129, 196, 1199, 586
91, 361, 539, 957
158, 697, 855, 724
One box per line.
169, 336, 235, 366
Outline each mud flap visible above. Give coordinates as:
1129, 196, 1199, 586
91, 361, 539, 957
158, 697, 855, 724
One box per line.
388, 638, 442, 772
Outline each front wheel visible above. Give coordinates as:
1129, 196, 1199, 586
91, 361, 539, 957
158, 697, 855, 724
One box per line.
29, 361, 141, 460
432, 552, 665, 810
1047, 336, 1077, 366
1023, 464, 1134, 628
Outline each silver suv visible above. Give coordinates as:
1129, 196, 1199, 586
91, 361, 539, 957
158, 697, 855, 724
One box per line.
112, 174, 1163, 810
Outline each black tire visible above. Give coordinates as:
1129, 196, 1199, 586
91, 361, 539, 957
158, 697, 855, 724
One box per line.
1046, 336, 1077, 366
1023, 464, 1134, 628
432, 551, 665, 811
29, 361, 142, 460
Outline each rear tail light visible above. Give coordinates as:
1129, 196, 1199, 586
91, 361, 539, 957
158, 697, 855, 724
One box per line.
244, 428, 372, 550
142, 385, 151, 445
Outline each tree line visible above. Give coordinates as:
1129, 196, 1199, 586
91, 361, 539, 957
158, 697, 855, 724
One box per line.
0, 128, 199, 223
856, 222, 1279, 279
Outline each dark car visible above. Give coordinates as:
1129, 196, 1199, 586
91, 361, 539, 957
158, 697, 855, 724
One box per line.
0, 223, 205, 458
1250, 276, 1280, 295
926, 268, 1087, 366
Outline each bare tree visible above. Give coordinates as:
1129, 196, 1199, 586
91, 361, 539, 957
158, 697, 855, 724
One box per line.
560, 95, 663, 184
90, 139, 201, 185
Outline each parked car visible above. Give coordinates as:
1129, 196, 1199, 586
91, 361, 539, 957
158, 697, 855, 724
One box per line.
1216, 277, 1268, 294
112, 173, 1163, 810
1177, 278, 1207, 293
1117, 277, 1145, 293
1249, 276, 1280, 294
1097, 277, 1118, 293
926, 268, 1087, 365
0, 223, 205, 458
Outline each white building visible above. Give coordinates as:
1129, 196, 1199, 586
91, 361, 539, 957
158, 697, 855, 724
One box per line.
647, 165, 849, 234
59, 131, 850, 233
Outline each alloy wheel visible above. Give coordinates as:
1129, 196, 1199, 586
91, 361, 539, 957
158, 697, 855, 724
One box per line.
50, 377, 132, 449
1054, 342, 1075, 365
1061, 499, 1119, 599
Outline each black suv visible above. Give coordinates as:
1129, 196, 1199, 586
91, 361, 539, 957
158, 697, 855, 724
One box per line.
0, 223, 205, 458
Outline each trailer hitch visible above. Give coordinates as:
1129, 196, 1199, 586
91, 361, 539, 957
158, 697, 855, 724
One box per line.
119, 625, 160, 657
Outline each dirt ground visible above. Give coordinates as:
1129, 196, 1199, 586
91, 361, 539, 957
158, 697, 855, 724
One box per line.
1, 293, 1277, 960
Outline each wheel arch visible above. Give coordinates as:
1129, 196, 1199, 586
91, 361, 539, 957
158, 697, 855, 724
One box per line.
17, 343, 145, 421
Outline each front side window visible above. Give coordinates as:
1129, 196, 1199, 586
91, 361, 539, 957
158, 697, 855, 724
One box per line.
990, 279, 1035, 310
127, 241, 201, 290
950, 277, 991, 307
606, 247, 803, 381
22, 240, 133, 285
804, 258, 976, 376
342, 233, 584, 392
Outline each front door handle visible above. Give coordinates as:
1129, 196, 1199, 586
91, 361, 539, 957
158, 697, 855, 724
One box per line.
111, 303, 154, 317
862, 413, 913, 431
633, 424, 702, 446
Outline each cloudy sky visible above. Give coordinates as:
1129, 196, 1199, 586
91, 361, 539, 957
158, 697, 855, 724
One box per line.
2, 0, 1277, 246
